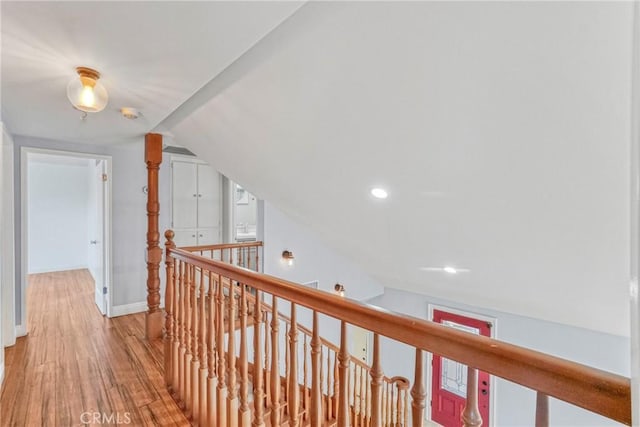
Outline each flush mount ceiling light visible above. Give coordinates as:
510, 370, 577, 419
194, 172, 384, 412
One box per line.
120, 107, 140, 120
371, 188, 388, 199
67, 67, 108, 113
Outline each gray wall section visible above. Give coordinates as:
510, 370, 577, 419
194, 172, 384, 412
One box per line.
368, 288, 630, 426
12, 135, 171, 325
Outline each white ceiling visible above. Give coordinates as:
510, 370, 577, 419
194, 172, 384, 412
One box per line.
2, 1, 633, 337
1, 1, 303, 145
162, 2, 633, 337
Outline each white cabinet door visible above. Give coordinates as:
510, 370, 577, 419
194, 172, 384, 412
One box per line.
197, 228, 220, 246
197, 164, 221, 229
173, 229, 198, 247
172, 161, 198, 229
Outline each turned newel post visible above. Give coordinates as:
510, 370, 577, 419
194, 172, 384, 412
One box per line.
145, 133, 163, 339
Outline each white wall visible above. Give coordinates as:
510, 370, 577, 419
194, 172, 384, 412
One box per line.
368, 288, 630, 426
27, 159, 90, 273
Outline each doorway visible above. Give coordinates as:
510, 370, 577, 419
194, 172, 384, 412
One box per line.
232, 182, 257, 242
20, 148, 112, 334
428, 306, 495, 426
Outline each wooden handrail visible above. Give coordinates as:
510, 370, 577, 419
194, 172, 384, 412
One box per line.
180, 241, 263, 253
168, 246, 631, 425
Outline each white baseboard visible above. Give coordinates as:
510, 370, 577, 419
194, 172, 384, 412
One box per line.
15, 324, 27, 337
27, 265, 89, 275
0, 362, 4, 387
110, 302, 147, 318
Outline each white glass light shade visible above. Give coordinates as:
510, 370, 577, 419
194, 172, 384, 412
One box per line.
67, 68, 108, 113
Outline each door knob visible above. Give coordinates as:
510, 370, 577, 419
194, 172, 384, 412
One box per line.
90, 240, 97, 244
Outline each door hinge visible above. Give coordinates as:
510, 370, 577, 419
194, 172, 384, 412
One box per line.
102, 173, 108, 182
103, 286, 108, 295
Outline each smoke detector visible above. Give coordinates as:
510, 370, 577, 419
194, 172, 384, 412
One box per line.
120, 107, 140, 120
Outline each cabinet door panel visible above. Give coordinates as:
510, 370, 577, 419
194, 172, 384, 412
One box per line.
197, 164, 222, 228
172, 162, 198, 229
197, 227, 221, 246
173, 229, 198, 247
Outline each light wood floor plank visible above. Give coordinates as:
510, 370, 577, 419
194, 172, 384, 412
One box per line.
1, 269, 188, 426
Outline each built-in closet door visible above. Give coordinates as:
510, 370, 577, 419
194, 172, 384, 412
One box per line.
197, 164, 221, 233
171, 159, 222, 246
172, 229, 198, 247
196, 228, 218, 246
172, 161, 198, 229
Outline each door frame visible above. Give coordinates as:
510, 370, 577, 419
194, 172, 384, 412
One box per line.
19, 147, 113, 334
426, 304, 497, 426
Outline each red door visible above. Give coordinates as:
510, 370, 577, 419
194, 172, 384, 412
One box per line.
431, 310, 491, 426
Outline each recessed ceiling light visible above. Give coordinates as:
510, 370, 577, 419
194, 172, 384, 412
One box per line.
371, 188, 388, 199
420, 266, 470, 274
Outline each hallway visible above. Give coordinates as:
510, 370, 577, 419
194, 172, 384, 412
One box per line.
0, 269, 188, 426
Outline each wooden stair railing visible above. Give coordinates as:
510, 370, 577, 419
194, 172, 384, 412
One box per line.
179, 240, 410, 425
163, 231, 632, 427
180, 241, 262, 273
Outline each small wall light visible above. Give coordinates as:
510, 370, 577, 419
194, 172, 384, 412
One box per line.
334, 283, 345, 297
282, 250, 295, 266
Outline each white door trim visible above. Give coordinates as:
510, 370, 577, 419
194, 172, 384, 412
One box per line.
1, 126, 16, 347
630, 3, 640, 424
426, 304, 497, 427
19, 147, 113, 334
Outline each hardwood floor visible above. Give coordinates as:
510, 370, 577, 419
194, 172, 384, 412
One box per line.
0, 269, 189, 426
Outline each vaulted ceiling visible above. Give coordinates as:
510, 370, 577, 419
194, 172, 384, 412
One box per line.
2, 1, 634, 337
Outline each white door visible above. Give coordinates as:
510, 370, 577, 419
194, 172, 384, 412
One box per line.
351, 326, 371, 364
91, 160, 107, 315
172, 161, 198, 229
197, 164, 222, 239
